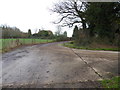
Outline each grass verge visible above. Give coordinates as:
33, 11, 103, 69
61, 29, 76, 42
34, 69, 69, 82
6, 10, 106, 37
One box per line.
100, 76, 120, 88
63, 42, 119, 51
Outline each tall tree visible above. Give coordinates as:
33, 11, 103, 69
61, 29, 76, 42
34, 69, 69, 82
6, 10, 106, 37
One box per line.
63, 31, 67, 37
28, 29, 32, 38
55, 25, 62, 36
72, 25, 79, 40
52, 1, 120, 45
85, 2, 120, 42
51, 0, 87, 29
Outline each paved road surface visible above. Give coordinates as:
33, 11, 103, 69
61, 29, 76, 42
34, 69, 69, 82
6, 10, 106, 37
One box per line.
1, 42, 119, 88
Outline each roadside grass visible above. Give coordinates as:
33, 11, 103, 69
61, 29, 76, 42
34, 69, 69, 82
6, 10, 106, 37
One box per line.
100, 76, 120, 88
0, 39, 2, 53
0, 38, 54, 53
63, 42, 119, 51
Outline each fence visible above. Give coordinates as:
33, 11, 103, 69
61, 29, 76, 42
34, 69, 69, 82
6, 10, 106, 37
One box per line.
0, 38, 53, 52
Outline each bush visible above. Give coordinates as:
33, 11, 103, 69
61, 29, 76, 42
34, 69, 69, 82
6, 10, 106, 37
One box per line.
55, 35, 69, 42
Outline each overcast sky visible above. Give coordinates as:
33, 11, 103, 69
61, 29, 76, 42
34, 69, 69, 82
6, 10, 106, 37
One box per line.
0, 0, 73, 37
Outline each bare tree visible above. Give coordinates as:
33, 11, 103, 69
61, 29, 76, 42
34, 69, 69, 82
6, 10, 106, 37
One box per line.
51, 0, 87, 29
55, 25, 62, 36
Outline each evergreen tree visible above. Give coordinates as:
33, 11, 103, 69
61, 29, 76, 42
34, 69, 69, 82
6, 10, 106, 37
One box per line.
28, 29, 32, 38
72, 25, 79, 41
63, 31, 67, 37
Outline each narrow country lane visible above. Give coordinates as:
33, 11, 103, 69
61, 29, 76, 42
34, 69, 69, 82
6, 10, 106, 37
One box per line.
1, 42, 118, 88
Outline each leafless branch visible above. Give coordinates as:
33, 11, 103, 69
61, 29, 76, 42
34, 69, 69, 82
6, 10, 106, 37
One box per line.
51, 0, 87, 28
51, 0, 86, 27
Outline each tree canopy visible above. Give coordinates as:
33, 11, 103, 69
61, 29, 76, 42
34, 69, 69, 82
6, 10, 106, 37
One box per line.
52, 1, 120, 45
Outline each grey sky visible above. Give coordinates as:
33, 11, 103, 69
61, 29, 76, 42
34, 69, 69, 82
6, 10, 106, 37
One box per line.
0, 0, 73, 37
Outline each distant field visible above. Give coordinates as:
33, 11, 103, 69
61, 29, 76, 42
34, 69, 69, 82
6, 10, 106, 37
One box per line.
0, 39, 54, 52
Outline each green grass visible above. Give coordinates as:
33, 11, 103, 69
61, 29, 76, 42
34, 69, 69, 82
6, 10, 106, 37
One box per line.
63, 42, 119, 51
0, 38, 54, 53
0, 39, 2, 50
100, 76, 120, 88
